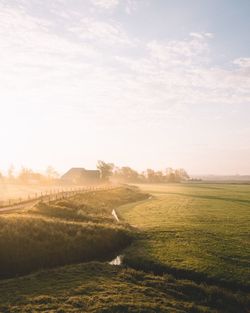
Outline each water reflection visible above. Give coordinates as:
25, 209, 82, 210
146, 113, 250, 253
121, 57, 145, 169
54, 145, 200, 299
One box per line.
109, 255, 123, 265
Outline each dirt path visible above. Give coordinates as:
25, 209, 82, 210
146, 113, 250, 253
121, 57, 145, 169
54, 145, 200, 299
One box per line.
0, 200, 39, 214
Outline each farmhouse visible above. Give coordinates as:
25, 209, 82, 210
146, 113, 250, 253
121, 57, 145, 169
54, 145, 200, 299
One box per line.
61, 168, 100, 185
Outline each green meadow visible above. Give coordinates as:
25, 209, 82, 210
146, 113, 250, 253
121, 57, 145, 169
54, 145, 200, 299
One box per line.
0, 184, 249, 312
1, 260, 248, 313
118, 183, 250, 289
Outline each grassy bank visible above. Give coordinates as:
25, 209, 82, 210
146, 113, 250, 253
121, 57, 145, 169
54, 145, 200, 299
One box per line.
0, 186, 148, 278
0, 184, 249, 312
0, 261, 248, 313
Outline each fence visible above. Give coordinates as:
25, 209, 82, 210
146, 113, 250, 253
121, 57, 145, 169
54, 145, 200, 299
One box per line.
0, 185, 116, 210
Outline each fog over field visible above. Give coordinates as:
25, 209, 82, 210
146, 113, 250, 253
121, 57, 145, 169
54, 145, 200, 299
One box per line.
0, 0, 250, 175
0, 0, 249, 312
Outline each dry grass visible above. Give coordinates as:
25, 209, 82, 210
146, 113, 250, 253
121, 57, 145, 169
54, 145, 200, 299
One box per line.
0, 186, 148, 278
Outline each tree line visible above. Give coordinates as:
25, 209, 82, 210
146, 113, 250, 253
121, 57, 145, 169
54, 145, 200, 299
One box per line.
0, 166, 59, 185
97, 161, 189, 183
0, 162, 189, 185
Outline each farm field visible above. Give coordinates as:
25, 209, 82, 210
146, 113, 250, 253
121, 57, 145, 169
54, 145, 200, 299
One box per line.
0, 183, 95, 207
0, 184, 249, 312
118, 183, 250, 289
0, 183, 63, 201
0, 187, 148, 279
1, 260, 248, 313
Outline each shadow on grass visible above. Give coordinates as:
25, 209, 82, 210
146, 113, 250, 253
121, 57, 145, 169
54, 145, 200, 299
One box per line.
123, 257, 250, 313
124, 256, 250, 293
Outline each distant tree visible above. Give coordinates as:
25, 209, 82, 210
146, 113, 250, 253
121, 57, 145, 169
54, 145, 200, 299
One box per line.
97, 161, 114, 182
18, 168, 47, 184
163, 168, 175, 182
114, 166, 139, 183
155, 171, 165, 183
145, 169, 168, 183
138, 173, 146, 183
176, 168, 189, 181
146, 169, 156, 183
8, 165, 15, 181
46, 166, 59, 180
168, 172, 177, 183
18, 167, 33, 184
98, 162, 189, 184
164, 168, 189, 182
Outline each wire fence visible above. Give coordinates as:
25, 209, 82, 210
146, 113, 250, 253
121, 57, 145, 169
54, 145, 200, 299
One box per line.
0, 185, 115, 210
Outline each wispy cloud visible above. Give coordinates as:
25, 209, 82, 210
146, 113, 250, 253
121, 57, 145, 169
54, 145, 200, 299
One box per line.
125, 0, 138, 14
147, 34, 211, 67
1, 1, 250, 126
1, 1, 250, 115
233, 57, 250, 68
90, 0, 119, 10
0, 0, 250, 173
69, 17, 133, 46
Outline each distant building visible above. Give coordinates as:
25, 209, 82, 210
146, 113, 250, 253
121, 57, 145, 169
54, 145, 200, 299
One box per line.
61, 168, 100, 185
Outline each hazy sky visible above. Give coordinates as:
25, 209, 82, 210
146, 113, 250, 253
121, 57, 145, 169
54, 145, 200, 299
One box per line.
0, 0, 250, 175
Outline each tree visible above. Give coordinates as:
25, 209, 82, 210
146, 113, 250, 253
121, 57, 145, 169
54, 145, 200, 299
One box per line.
18, 168, 49, 184
178, 168, 189, 180
8, 165, 15, 181
174, 168, 189, 182
146, 169, 156, 183
113, 166, 139, 183
46, 166, 59, 179
18, 167, 34, 184
164, 168, 176, 182
155, 171, 164, 183
164, 168, 189, 182
97, 161, 114, 182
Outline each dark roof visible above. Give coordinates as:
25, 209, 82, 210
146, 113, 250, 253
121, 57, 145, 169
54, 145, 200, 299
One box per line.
61, 168, 100, 183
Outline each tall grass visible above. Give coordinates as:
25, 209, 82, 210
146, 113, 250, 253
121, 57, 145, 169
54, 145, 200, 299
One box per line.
30, 186, 149, 223
0, 186, 147, 278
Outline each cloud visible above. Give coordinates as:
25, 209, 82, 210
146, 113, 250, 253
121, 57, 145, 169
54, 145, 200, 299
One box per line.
190, 32, 214, 39
0, 1, 250, 130
90, 0, 119, 10
115, 32, 250, 110
147, 33, 210, 67
233, 57, 250, 68
69, 17, 133, 46
0, 4, 102, 108
125, 0, 137, 14
0, 0, 250, 174
90, 0, 141, 15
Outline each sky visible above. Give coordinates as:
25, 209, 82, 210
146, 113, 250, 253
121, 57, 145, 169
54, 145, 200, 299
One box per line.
0, 0, 250, 175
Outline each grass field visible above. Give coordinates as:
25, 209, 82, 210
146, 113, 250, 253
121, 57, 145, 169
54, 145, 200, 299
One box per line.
117, 183, 250, 289
0, 183, 64, 202
1, 261, 247, 313
0, 187, 148, 278
0, 184, 249, 312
